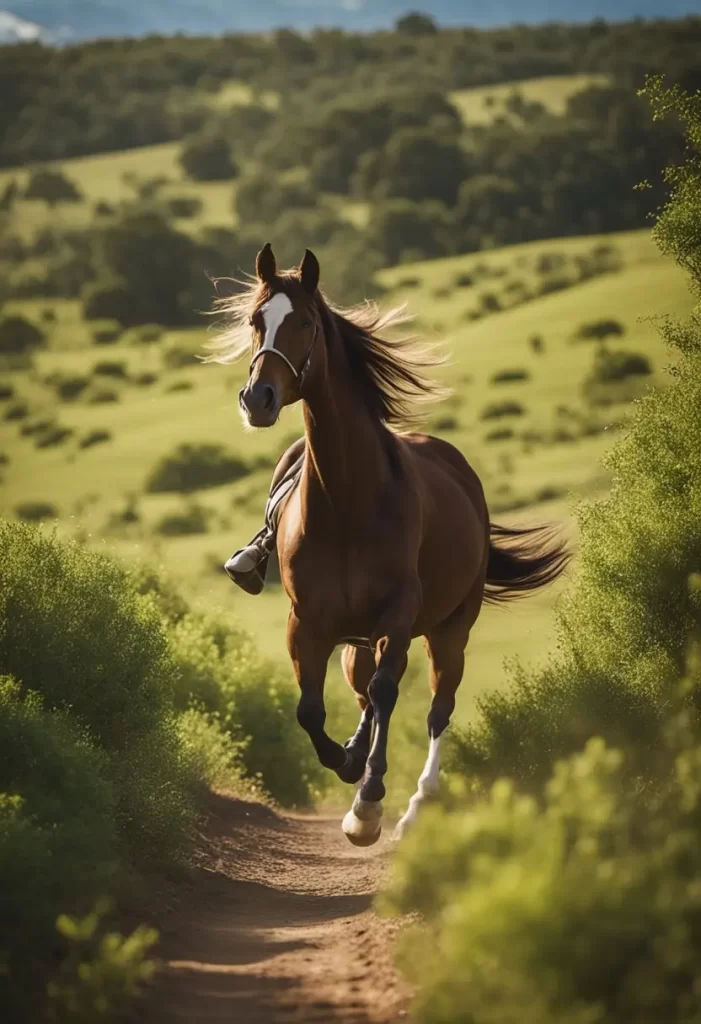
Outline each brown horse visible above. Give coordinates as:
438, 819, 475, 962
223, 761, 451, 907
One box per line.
210, 244, 569, 845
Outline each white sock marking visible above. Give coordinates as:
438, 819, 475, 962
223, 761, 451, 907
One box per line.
393, 734, 442, 841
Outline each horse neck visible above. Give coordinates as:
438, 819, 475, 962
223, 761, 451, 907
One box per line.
301, 324, 388, 523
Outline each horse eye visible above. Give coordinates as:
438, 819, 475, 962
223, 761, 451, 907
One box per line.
301, 319, 312, 329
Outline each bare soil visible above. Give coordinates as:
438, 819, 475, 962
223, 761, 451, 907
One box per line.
141, 792, 412, 1023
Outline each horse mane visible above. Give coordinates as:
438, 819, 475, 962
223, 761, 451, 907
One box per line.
204, 272, 447, 427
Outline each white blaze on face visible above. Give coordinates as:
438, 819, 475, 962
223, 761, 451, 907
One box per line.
260, 292, 293, 354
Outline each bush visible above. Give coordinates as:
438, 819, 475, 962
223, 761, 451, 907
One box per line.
167, 195, 203, 218
133, 371, 158, 387
0, 383, 14, 400
429, 414, 458, 432
0, 681, 117, 1020
165, 379, 194, 393
491, 368, 530, 384
539, 273, 572, 295
91, 320, 123, 345
4, 400, 29, 421
179, 133, 238, 181
163, 343, 197, 368
124, 324, 164, 345
88, 387, 120, 404
92, 360, 128, 379
79, 429, 112, 450
383, 726, 701, 1024
169, 612, 325, 805
0, 315, 46, 355
15, 501, 59, 521
529, 334, 545, 354
484, 427, 515, 442
53, 373, 91, 401
83, 277, 134, 325
155, 502, 210, 537
480, 400, 525, 420
575, 317, 626, 341
24, 167, 82, 206
589, 348, 652, 383
145, 443, 253, 493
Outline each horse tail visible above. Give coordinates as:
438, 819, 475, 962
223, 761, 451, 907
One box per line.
484, 522, 571, 604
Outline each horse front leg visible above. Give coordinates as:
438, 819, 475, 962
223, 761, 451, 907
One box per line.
342, 582, 420, 846
288, 613, 363, 783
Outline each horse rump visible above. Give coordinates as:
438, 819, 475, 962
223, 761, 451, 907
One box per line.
484, 522, 571, 604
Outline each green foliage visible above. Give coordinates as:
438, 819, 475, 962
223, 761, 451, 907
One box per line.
0, 314, 46, 354
15, 501, 59, 521
155, 501, 211, 536
169, 612, 325, 806
575, 317, 625, 341
82, 277, 135, 326
491, 368, 530, 383
588, 348, 652, 383
177, 707, 252, 792
480, 400, 525, 420
90, 319, 123, 345
179, 132, 238, 181
92, 359, 127, 379
48, 904, 158, 1023
384, 723, 701, 1024
25, 167, 82, 206
146, 442, 253, 493
0, 680, 117, 1019
79, 429, 112, 449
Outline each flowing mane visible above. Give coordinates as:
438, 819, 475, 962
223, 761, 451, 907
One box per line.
205, 273, 447, 427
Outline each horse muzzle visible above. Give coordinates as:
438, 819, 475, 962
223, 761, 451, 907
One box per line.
239, 381, 280, 427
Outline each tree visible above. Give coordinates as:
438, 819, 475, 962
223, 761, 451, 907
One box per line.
179, 133, 238, 182
24, 168, 82, 207
0, 315, 46, 354
363, 129, 469, 206
366, 199, 454, 266
396, 12, 439, 35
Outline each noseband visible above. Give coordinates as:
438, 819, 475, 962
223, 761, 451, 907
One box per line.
248, 315, 320, 392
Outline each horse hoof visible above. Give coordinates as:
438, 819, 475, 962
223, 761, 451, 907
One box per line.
342, 811, 382, 847
344, 826, 382, 847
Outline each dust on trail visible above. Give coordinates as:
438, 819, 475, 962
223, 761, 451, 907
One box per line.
142, 792, 412, 1024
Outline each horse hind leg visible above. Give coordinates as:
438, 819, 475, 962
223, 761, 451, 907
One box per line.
392, 606, 471, 842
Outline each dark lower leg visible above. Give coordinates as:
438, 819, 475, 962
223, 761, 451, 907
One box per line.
342, 704, 373, 784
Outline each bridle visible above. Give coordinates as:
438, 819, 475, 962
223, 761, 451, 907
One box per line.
248, 312, 321, 392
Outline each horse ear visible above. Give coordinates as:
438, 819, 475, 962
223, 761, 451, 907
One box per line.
300, 249, 320, 295
256, 242, 276, 284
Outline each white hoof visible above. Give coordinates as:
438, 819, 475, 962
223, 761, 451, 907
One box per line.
342, 797, 383, 848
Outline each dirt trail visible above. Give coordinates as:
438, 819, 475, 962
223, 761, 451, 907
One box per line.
143, 792, 412, 1024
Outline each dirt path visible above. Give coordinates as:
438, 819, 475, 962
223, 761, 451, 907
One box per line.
142, 792, 412, 1024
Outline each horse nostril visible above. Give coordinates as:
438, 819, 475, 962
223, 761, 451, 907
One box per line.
261, 385, 276, 411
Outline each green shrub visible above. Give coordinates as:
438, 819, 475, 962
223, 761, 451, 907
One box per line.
124, 323, 164, 346
429, 414, 458, 432
589, 347, 652, 383
47, 906, 158, 1023
485, 427, 515, 442
91, 320, 122, 345
454, 272, 474, 288
155, 502, 210, 536
480, 400, 525, 420
0, 383, 14, 400
15, 501, 59, 521
165, 379, 194, 393
146, 443, 252, 493
163, 343, 197, 368
529, 334, 545, 353
133, 371, 158, 386
0, 315, 46, 355
539, 273, 572, 295
0, 679, 117, 1020
88, 386, 120, 404
167, 195, 203, 218
79, 429, 112, 449
178, 708, 252, 792
179, 133, 238, 182
35, 424, 74, 448
82, 277, 133, 325
5, 401, 29, 420
24, 167, 82, 206
0, 521, 197, 855
384, 727, 701, 1024
575, 317, 625, 341
169, 613, 325, 805
491, 368, 530, 384
92, 360, 128, 379
53, 373, 91, 401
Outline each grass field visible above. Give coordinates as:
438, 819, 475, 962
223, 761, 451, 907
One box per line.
1, 227, 693, 744
450, 72, 611, 126
0, 72, 694, 806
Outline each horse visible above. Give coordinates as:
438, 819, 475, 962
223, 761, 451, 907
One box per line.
208, 243, 569, 846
